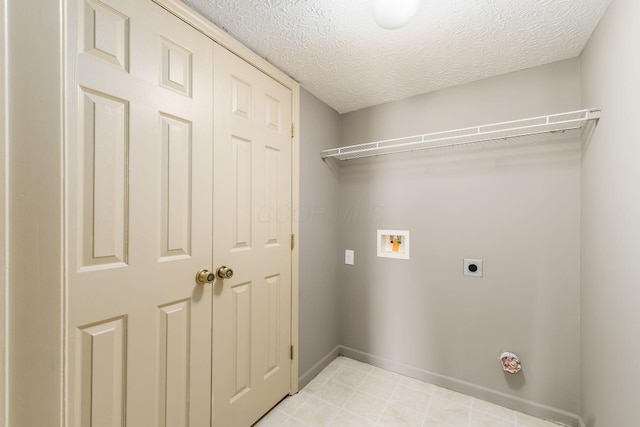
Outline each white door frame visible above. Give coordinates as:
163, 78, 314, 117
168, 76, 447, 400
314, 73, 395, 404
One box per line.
152, 0, 301, 393
0, 0, 8, 423
7, 0, 66, 426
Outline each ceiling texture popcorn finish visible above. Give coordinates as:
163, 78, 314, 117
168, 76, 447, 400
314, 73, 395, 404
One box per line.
184, 0, 611, 113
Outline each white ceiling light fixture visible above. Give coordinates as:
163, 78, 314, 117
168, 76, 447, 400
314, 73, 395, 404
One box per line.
372, 0, 421, 30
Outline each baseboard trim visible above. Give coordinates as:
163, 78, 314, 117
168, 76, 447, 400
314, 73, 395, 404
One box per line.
297, 345, 341, 390
339, 345, 581, 427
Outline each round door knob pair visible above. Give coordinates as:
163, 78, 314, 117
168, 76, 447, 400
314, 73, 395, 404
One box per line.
195, 266, 234, 284
196, 269, 215, 284
216, 266, 233, 279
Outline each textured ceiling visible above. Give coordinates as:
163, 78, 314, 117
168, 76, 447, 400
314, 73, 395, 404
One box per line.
183, 0, 611, 113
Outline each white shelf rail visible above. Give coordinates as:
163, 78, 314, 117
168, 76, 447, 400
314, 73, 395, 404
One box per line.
320, 108, 600, 161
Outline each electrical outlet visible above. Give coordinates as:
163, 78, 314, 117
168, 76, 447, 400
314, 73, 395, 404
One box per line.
464, 259, 483, 277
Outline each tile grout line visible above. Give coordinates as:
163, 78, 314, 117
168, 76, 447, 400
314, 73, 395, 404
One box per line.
376, 369, 402, 426
335, 357, 374, 426
420, 389, 433, 427
355, 362, 381, 425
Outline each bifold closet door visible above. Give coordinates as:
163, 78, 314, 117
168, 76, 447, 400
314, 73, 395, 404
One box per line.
212, 43, 293, 427
67, 0, 214, 425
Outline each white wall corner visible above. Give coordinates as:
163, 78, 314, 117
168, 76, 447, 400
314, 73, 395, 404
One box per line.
298, 345, 340, 390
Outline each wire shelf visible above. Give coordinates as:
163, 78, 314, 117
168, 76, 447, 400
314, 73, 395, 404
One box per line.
320, 108, 600, 161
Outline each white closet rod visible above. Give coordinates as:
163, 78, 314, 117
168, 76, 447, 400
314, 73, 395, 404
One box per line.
321, 108, 600, 161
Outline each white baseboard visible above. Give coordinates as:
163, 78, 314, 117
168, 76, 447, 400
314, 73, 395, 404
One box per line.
297, 345, 341, 390
339, 345, 581, 427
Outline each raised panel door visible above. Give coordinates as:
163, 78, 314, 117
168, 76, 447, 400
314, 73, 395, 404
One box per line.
67, 0, 213, 425
212, 43, 293, 427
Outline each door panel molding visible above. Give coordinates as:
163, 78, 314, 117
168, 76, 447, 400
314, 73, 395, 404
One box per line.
78, 87, 130, 269
78, 316, 128, 427
159, 113, 193, 260
158, 300, 191, 427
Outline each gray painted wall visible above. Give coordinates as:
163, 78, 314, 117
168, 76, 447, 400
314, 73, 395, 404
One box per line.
336, 59, 582, 417
298, 88, 342, 382
581, 0, 640, 425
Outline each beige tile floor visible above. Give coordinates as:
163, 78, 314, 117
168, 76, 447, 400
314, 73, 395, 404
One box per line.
254, 356, 567, 427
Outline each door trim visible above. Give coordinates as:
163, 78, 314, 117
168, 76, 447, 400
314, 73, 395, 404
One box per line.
0, 0, 7, 422
152, 0, 301, 394
290, 89, 300, 393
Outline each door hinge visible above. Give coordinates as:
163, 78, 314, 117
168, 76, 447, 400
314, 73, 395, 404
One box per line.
291, 234, 295, 250
291, 123, 295, 138
290, 345, 294, 360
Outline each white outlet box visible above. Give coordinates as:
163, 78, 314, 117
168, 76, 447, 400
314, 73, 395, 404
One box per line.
345, 249, 355, 265
464, 259, 483, 277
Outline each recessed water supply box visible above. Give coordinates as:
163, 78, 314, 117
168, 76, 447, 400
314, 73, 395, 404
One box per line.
377, 229, 410, 260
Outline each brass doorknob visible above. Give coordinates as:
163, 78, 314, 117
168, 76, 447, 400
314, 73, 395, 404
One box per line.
216, 266, 234, 279
196, 269, 215, 284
